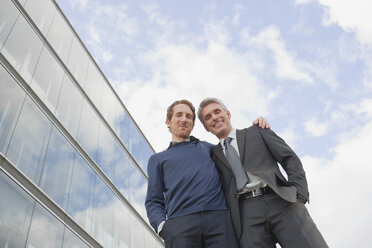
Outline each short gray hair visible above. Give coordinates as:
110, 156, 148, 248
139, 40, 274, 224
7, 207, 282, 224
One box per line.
197, 97, 228, 126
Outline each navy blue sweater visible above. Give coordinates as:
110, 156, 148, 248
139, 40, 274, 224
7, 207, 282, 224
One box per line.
145, 137, 227, 232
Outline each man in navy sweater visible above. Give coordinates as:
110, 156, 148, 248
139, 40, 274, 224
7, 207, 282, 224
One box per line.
145, 99, 268, 248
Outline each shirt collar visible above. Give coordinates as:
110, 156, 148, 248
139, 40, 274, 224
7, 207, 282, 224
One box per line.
167, 136, 199, 149
219, 128, 236, 146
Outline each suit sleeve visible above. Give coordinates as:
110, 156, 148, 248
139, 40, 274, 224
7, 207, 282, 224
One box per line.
258, 127, 309, 201
145, 155, 166, 232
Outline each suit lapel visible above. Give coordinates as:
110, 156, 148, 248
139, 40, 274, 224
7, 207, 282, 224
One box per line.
236, 129, 246, 162
213, 143, 231, 170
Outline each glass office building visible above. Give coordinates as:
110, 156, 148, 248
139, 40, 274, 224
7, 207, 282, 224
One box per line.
0, 0, 163, 247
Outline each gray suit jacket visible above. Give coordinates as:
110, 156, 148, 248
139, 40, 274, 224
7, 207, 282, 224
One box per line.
212, 125, 309, 240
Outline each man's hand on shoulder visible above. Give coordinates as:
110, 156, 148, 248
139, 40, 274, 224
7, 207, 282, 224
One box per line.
252, 116, 271, 129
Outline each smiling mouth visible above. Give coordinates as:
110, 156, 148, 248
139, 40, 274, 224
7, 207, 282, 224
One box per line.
213, 121, 223, 128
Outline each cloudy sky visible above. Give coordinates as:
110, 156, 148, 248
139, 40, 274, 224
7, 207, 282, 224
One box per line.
56, 0, 372, 247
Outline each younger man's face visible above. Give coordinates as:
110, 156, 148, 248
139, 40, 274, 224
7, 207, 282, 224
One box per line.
166, 103, 194, 141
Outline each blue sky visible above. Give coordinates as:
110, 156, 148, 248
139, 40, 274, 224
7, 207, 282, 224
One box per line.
57, 0, 372, 247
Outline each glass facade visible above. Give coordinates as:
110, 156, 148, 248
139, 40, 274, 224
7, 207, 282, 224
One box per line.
0, 0, 161, 247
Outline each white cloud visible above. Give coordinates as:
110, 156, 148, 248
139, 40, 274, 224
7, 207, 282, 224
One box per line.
357, 98, 372, 117
319, 0, 372, 45
331, 99, 372, 129
115, 39, 270, 151
277, 127, 298, 149
86, 41, 114, 64
139, 2, 178, 40
250, 26, 313, 84
68, 0, 88, 10
303, 119, 372, 247
74, 2, 141, 70
304, 118, 328, 137
336, 35, 362, 63
314, 0, 372, 103
294, 0, 315, 5
232, 13, 240, 26
305, 61, 339, 89
92, 4, 139, 38
362, 55, 372, 90
88, 26, 100, 43
232, 4, 246, 26
141, 3, 167, 27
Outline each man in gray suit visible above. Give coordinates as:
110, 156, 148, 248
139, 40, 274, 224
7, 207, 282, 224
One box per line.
198, 97, 328, 248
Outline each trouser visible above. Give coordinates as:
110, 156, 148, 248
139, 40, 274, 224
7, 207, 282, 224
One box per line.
239, 192, 328, 248
162, 209, 239, 248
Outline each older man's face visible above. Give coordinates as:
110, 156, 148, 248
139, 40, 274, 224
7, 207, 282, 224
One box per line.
201, 102, 232, 139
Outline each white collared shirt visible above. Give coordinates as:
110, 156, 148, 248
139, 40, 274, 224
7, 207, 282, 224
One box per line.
220, 128, 267, 193
219, 129, 240, 156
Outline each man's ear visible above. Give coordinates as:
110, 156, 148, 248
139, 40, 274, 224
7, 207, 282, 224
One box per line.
165, 118, 170, 127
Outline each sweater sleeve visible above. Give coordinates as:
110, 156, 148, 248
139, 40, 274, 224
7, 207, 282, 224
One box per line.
145, 154, 166, 232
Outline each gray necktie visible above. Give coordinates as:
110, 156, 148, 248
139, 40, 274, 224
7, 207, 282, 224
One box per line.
224, 137, 248, 190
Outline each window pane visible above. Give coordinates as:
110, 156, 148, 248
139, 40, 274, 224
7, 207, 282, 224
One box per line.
39, 127, 74, 210
0, 0, 19, 49
113, 144, 130, 199
0, 65, 26, 154
63, 227, 90, 248
133, 137, 153, 174
46, 10, 73, 63
77, 100, 99, 161
118, 109, 131, 149
23, 0, 56, 36
130, 214, 145, 248
145, 230, 163, 248
0, 170, 34, 248
129, 166, 147, 219
118, 114, 153, 173
112, 199, 130, 248
92, 177, 114, 248
30, 46, 64, 113
85, 61, 103, 111
26, 203, 64, 248
55, 75, 83, 137
101, 83, 117, 129
114, 101, 125, 134
97, 123, 116, 179
67, 36, 89, 87
1, 15, 43, 83
6, 97, 52, 183
67, 154, 95, 235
